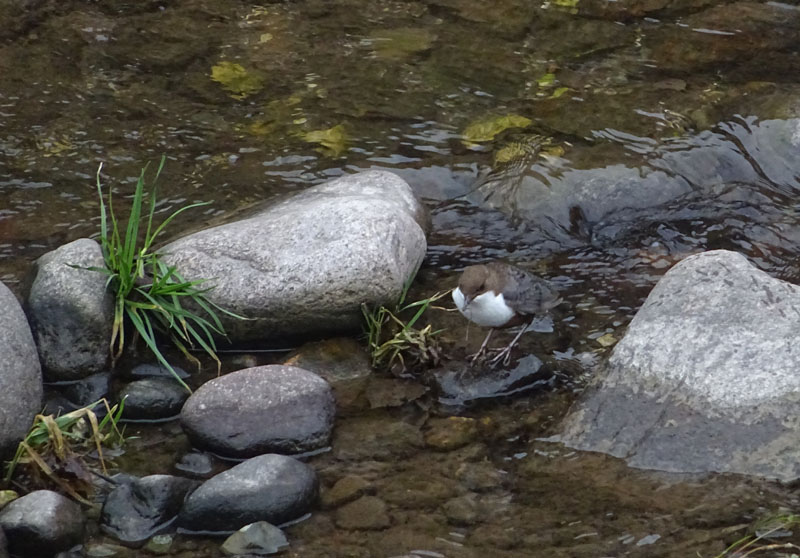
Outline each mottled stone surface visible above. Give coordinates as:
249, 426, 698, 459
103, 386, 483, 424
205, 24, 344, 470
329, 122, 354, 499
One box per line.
162, 171, 428, 343
559, 250, 800, 481
0, 281, 42, 459
0, 490, 84, 557
181, 365, 334, 458
26, 238, 113, 380
178, 454, 318, 533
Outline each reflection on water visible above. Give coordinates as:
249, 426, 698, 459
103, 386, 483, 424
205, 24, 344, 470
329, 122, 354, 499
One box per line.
3, 0, 800, 555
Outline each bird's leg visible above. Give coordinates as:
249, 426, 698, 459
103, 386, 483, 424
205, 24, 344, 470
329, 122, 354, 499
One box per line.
489, 323, 529, 367
468, 329, 495, 363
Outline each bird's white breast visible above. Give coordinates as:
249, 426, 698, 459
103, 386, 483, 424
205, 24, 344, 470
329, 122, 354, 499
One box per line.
452, 287, 515, 327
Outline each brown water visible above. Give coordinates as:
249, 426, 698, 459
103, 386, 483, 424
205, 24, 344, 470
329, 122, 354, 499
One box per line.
4, 0, 800, 555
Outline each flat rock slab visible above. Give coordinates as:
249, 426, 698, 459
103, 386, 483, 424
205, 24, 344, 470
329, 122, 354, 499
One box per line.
180, 365, 335, 458
178, 454, 318, 534
26, 238, 113, 380
558, 250, 800, 481
161, 170, 428, 344
0, 281, 42, 459
101, 475, 197, 544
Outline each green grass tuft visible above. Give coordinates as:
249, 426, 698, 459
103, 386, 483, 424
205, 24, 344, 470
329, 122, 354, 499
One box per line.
361, 276, 447, 373
85, 157, 245, 391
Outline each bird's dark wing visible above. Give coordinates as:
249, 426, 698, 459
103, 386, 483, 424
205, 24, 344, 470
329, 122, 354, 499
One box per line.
496, 264, 561, 316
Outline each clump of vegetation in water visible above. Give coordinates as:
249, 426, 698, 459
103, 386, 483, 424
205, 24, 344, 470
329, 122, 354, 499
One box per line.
3, 399, 125, 505
361, 278, 447, 374
86, 157, 244, 391
712, 513, 800, 557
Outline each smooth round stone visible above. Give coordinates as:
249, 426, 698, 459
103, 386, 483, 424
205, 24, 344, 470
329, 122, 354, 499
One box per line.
178, 454, 318, 534
0, 281, 42, 459
118, 377, 189, 421
0, 490, 84, 557
180, 365, 334, 458
26, 238, 113, 380
221, 522, 288, 556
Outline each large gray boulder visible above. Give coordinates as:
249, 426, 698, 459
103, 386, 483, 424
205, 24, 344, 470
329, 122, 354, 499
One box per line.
558, 250, 800, 481
27, 238, 113, 380
0, 281, 42, 459
161, 170, 428, 343
180, 365, 335, 458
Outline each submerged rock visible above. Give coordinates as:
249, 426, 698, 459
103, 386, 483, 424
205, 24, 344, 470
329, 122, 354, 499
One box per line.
100, 475, 197, 545
0, 490, 84, 557
220, 522, 288, 556
335, 496, 390, 531
559, 250, 800, 481
180, 365, 335, 458
178, 454, 318, 533
161, 170, 428, 343
283, 338, 373, 414
0, 281, 42, 460
26, 238, 113, 381
118, 377, 189, 421
0, 528, 6, 558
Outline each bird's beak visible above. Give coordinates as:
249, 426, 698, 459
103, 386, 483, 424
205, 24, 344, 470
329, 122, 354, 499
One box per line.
463, 293, 475, 307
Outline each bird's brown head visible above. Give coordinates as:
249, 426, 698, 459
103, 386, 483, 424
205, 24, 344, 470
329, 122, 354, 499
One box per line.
457, 264, 492, 305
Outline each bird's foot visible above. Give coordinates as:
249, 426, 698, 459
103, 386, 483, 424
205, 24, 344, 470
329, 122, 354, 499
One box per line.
467, 348, 488, 365
487, 346, 513, 367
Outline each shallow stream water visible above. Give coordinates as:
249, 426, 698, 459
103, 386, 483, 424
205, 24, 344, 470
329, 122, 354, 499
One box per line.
4, 0, 800, 556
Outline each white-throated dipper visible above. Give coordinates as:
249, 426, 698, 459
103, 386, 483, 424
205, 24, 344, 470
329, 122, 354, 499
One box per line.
452, 261, 561, 365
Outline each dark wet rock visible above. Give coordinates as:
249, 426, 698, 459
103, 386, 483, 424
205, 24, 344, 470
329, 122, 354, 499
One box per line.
0, 490, 84, 557
100, 474, 197, 545
424, 417, 479, 451
26, 238, 113, 380
335, 496, 390, 530
283, 338, 373, 413
118, 378, 189, 421
321, 475, 373, 510
129, 363, 190, 380
180, 365, 334, 458
432, 354, 549, 405
220, 522, 288, 556
174, 452, 215, 480
0, 528, 6, 558
443, 495, 480, 526
162, 171, 428, 344
646, 2, 800, 73
61, 372, 112, 407
559, 250, 800, 481
0, 281, 43, 459
178, 454, 318, 533
365, 378, 427, 409
333, 416, 424, 461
